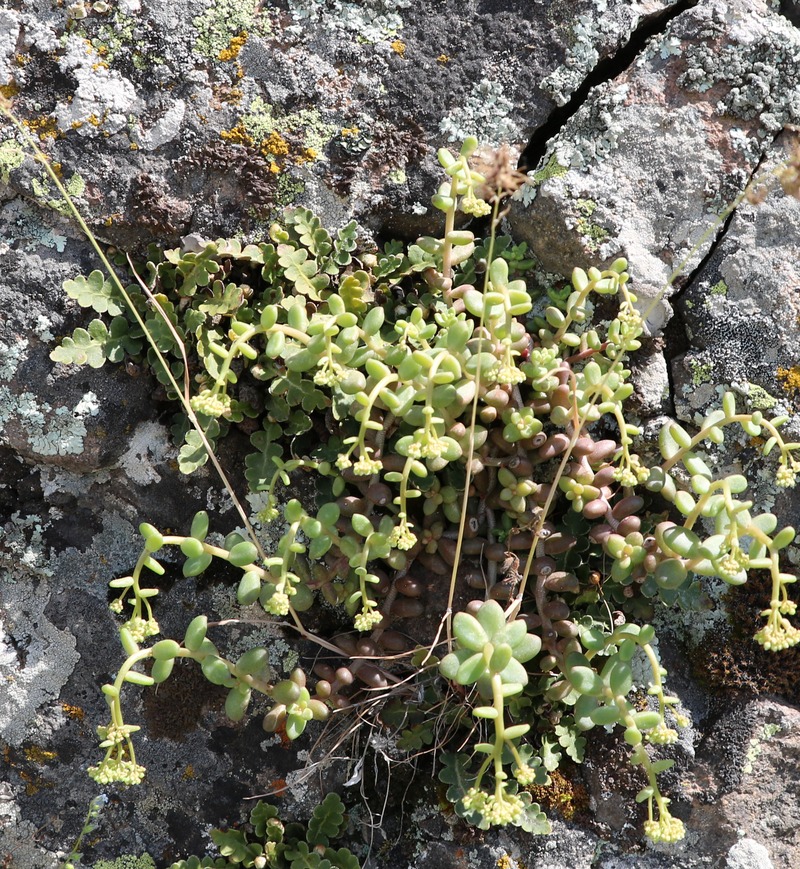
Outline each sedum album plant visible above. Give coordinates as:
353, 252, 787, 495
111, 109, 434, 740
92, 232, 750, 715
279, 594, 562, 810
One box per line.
5, 85, 800, 852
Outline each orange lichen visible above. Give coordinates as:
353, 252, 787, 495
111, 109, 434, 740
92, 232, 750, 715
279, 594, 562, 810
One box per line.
23, 745, 57, 764
261, 130, 289, 158
390, 39, 406, 58
525, 768, 588, 821
777, 366, 800, 396
220, 123, 255, 147
22, 116, 59, 140
218, 31, 248, 62
61, 702, 85, 721
295, 146, 317, 164
268, 777, 287, 796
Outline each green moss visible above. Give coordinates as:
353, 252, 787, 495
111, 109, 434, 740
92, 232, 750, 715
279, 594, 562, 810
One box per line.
0, 139, 25, 184
574, 199, 608, 252
689, 358, 714, 386
518, 152, 570, 206
743, 723, 781, 775
709, 279, 728, 296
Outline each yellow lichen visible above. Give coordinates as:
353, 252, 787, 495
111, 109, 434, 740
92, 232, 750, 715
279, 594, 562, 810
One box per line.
437, 53, 449, 64
218, 31, 248, 62
87, 113, 102, 127
341, 126, 360, 137
390, 39, 406, 57
0, 83, 19, 99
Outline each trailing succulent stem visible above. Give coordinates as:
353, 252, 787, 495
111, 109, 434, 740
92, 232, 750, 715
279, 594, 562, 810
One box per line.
13, 103, 799, 848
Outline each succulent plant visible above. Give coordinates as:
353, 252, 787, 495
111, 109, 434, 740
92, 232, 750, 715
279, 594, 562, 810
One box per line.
29, 119, 800, 846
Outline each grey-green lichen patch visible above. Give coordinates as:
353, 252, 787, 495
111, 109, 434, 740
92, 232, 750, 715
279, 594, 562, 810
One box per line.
540, 1, 678, 107
74, 5, 137, 68
92, 854, 157, 869
286, 0, 409, 42
574, 198, 609, 252
1, 335, 102, 459
34, 313, 54, 342
115, 421, 173, 487
0, 199, 68, 252
239, 97, 339, 162
0, 335, 26, 381
0, 574, 80, 746
0, 511, 53, 579
51, 512, 142, 594
54, 34, 142, 135
546, 82, 631, 171
516, 153, 571, 207
439, 78, 521, 147
677, 2, 800, 134
31, 171, 86, 215
687, 359, 714, 387
2, 387, 100, 458
709, 279, 728, 296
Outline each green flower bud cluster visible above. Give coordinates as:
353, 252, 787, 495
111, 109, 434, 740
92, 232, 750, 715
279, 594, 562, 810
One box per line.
439, 601, 548, 831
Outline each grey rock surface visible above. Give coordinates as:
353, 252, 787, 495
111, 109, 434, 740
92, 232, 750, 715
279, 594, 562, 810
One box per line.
2, 0, 800, 867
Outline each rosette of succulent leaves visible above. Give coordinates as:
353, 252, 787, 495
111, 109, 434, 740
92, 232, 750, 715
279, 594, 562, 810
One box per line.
48, 133, 800, 845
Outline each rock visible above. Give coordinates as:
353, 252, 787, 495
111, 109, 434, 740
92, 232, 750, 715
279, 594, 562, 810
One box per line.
3, 0, 800, 867
0, 0, 687, 247
509, 0, 800, 335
